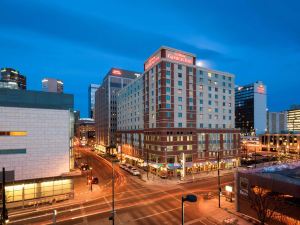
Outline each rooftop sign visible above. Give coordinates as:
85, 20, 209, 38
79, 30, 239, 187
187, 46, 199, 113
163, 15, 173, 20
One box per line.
144, 53, 161, 71
112, 69, 122, 76
166, 50, 193, 65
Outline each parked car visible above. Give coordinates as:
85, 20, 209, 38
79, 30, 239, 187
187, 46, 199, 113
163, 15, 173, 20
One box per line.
80, 163, 89, 171
126, 165, 133, 172
91, 177, 99, 184
130, 168, 140, 176
119, 163, 126, 169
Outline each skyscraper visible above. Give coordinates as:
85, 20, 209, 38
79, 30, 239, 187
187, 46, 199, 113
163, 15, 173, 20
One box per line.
94, 68, 141, 153
267, 111, 287, 134
88, 84, 100, 118
235, 81, 267, 136
1, 67, 26, 90
287, 106, 300, 133
42, 78, 64, 93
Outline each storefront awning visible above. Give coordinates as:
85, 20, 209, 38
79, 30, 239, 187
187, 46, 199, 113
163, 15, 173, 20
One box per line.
167, 163, 181, 170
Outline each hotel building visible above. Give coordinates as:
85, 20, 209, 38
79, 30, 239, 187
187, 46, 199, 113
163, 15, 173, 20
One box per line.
94, 68, 141, 154
235, 81, 267, 136
267, 111, 287, 134
0, 88, 74, 206
116, 46, 240, 177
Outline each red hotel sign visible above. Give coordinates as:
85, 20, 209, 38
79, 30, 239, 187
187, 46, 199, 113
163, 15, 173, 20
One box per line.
257, 85, 265, 94
145, 54, 160, 71
166, 50, 193, 65
112, 69, 122, 75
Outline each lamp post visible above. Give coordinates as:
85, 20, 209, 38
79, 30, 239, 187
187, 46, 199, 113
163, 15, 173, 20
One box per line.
146, 147, 149, 180
1, 168, 8, 225
90, 167, 93, 192
182, 194, 197, 225
217, 150, 221, 208
109, 159, 119, 225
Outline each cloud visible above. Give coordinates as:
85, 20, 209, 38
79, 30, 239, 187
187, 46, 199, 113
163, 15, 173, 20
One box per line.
0, 0, 232, 63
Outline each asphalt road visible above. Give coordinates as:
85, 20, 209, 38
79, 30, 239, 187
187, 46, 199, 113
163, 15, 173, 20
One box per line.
8, 147, 234, 225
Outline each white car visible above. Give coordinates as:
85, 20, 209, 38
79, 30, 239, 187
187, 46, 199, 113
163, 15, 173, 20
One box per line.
119, 163, 126, 169
130, 168, 140, 176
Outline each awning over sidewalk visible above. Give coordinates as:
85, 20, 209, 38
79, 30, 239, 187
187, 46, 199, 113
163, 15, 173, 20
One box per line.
167, 163, 181, 170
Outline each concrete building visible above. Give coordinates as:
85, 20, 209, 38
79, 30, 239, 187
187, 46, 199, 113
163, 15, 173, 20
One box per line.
235, 81, 267, 136
116, 46, 240, 178
287, 107, 300, 133
0, 67, 26, 90
236, 162, 300, 224
0, 88, 74, 206
88, 84, 100, 118
267, 111, 287, 134
94, 68, 141, 154
42, 78, 64, 93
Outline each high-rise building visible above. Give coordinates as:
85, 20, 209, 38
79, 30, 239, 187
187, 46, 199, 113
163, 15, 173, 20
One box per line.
88, 84, 100, 118
287, 106, 300, 133
116, 46, 240, 178
94, 68, 141, 153
0, 88, 74, 206
267, 111, 287, 134
235, 81, 267, 136
42, 78, 64, 93
1, 67, 26, 90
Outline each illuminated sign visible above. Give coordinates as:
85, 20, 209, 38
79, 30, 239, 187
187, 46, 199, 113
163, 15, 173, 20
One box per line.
145, 54, 161, 71
112, 69, 122, 76
166, 50, 193, 65
257, 85, 265, 94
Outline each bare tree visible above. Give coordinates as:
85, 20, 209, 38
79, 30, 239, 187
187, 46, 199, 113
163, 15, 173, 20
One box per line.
248, 186, 284, 225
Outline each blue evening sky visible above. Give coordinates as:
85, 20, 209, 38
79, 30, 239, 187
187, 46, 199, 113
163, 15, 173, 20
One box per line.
1, 0, 300, 117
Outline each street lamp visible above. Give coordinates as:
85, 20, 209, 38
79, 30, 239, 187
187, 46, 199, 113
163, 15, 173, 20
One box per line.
182, 194, 197, 225
90, 167, 93, 192
109, 159, 119, 225
1, 168, 8, 225
217, 150, 221, 208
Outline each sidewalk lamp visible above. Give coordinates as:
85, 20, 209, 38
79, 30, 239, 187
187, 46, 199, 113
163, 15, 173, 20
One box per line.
225, 185, 233, 202
182, 194, 197, 225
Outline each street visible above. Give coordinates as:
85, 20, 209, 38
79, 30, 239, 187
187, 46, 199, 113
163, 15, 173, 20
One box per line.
7, 147, 235, 225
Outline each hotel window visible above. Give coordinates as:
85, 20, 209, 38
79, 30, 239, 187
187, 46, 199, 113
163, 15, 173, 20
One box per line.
178, 145, 183, 151
178, 73, 182, 78
199, 123, 203, 128
187, 145, 193, 150
208, 100, 212, 105
189, 98, 193, 103
167, 146, 173, 151
208, 86, 212, 91
199, 92, 203, 97
208, 93, 212, 98
215, 74, 218, 78
199, 100, 203, 104
209, 114, 212, 119
166, 87, 171, 93
178, 105, 183, 110
222, 82, 226, 87
178, 97, 183, 102
166, 95, 171, 101
178, 123, 183, 128
166, 104, 171, 109
166, 70, 171, 76
178, 113, 183, 118
199, 85, 203, 90
209, 124, 212, 128
166, 79, 171, 84
188, 67, 193, 73
215, 94, 218, 99
199, 78, 203, 82
208, 72, 212, 78
229, 90, 232, 94
223, 75, 225, 80
215, 108, 218, 113
199, 70, 203, 75
189, 113, 193, 119
215, 87, 218, 92
178, 81, 183, 86
178, 65, 182, 70
199, 107, 203, 112
166, 112, 171, 118
166, 62, 171, 68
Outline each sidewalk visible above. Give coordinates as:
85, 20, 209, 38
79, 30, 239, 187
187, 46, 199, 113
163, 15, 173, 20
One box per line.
139, 169, 235, 186
186, 197, 254, 225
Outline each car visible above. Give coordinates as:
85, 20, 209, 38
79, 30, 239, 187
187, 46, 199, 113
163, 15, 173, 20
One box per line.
119, 163, 126, 169
126, 165, 133, 172
80, 163, 89, 171
130, 168, 140, 176
91, 177, 99, 184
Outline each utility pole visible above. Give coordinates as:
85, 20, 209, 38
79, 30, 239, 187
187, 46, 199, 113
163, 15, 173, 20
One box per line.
109, 160, 117, 225
217, 151, 221, 208
146, 148, 149, 180
1, 167, 8, 225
